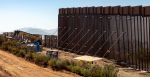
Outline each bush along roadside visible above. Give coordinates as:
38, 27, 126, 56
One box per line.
0, 40, 119, 77
0, 35, 7, 47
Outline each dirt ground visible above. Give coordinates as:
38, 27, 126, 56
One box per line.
0, 47, 150, 77
0, 49, 82, 77
41, 47, 150, 77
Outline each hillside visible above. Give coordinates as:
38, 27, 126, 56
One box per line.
0, 27, 57, 39
15, 27, 57, 35
15, 27, 57, 39
26, 28, 51, 39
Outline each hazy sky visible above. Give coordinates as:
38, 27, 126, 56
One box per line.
0, 0, 150, 32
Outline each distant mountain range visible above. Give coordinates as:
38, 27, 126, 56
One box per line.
15, 27, 58, 39
0, 27, 57, 39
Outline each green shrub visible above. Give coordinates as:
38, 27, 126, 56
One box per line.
62, 59, 71, 67
66, 64, 118, 77
48, 58, 57, 68
102, 64, 119, 77
25, 52, 33, 61
89, 64, 118, 77
2, 44, 5, 50
13, 48, 19, 55
40, 55, 49, 65
66, 65, 83, 75
81, 69, 91, 77
82, 64, 91, 69
12, 48, 16, 52
21, 46, 28, 53
66, 65, 73, 71
29, 50, 34, 53
2, 42, 8, 50
33, 53, 41, 63
32, 53, 49, 65
71, 66, 82, 75
90, 65, 103, 77
1, 40, 19, 51
70, 60, 77, 66
0, 35, 6, 46
8, 46, 12, 51
17, 46, 21, 49
56, 60, 65, 69
17, 50, 26, 57
10, 40, 18, 46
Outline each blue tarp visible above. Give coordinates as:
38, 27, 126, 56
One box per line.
34, 42, 40, 52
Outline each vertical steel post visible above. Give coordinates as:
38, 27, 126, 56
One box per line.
115, 15, 121, 62
134, 16, 137, 69
148, 16, 150, 71
137, 16, 140, 70
126, 15, 130, 67
140, 15, 143, 70
121, 15, 126, 63
130, 15, 133, 65
146, 16, 149, 71
143, 16, 146, 71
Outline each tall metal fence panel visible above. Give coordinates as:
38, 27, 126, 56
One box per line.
44, 35, 57, 48
58, 6, 150, 71
44, 35, 51, 47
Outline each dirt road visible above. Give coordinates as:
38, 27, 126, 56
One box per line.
0, 50, 82, 77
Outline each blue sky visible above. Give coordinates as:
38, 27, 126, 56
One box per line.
0, 0, 150, 32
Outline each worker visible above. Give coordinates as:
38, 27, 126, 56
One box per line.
25, 39, 28, 44
18, 40, 21, 46
28, 39, 31, 43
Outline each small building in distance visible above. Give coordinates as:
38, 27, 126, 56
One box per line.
3, 32, 14, 37
2, 32, 14, 41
